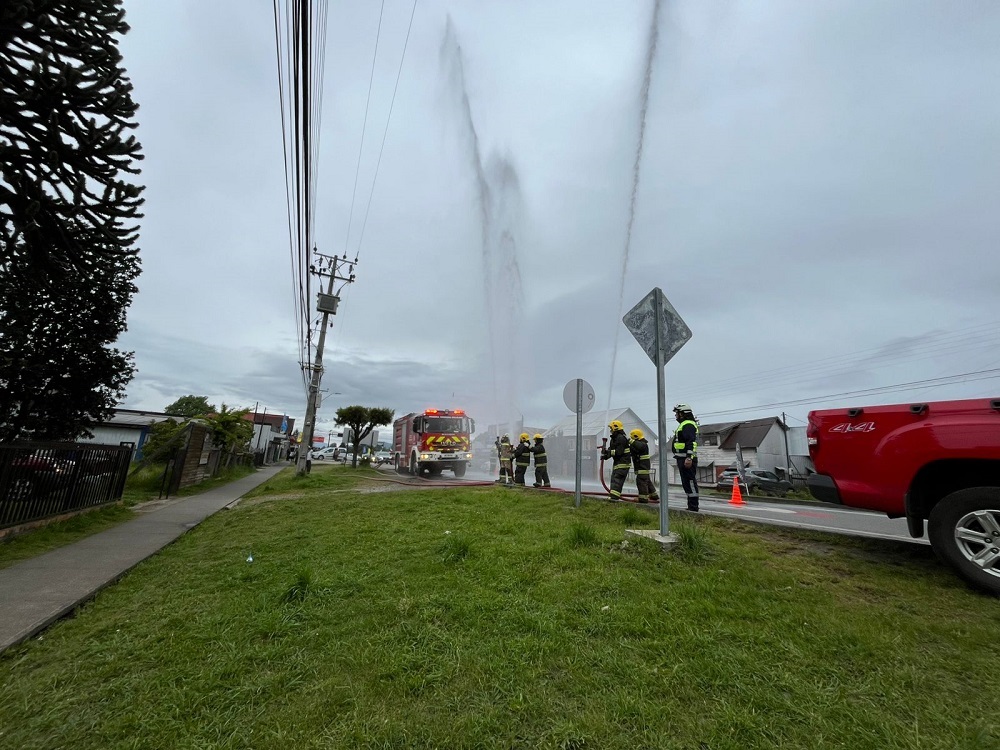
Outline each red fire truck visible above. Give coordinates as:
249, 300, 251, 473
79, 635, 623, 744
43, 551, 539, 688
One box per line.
393, 408, 475, 478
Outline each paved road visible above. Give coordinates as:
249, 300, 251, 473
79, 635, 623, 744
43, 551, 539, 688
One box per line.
460, 468, 925, 545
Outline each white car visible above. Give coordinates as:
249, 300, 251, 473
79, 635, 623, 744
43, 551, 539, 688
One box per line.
370, 449, 393, 467
309, 447, 338, 461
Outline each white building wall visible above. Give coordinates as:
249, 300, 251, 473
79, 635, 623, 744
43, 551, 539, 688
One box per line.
753, 426, 787, 472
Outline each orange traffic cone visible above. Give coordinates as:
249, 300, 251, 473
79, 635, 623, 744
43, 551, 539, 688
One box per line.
729, 478, 745, 506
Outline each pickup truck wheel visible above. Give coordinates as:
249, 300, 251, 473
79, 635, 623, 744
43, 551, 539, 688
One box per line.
928, 487, 1000, 595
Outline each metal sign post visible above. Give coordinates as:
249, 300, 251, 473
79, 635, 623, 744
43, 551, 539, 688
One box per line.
563, 378, 595, 508
623, 287, 692, 538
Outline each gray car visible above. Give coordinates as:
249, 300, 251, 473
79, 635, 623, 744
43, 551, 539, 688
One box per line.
716, 468, 792, 497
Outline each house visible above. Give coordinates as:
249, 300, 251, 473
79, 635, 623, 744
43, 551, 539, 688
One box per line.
77, 408, 178, 460
542, 408, 657, 480
694, 416, 814, 485
244, 412, 295, 463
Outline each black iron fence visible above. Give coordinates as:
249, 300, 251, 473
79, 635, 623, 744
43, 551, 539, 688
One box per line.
0, 442, 133, 531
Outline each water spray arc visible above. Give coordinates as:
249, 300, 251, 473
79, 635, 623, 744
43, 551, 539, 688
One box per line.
604, 0, 663, 430
440, 18, 526, 431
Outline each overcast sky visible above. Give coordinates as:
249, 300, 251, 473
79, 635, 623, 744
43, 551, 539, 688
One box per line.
115, 0, 1000, 439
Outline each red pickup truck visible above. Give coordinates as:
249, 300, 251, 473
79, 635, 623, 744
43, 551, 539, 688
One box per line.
807, 397, 1000, 594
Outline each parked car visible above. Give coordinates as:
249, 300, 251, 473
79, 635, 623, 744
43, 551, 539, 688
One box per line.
309, 447, 338, 461
716, 468, 792, 497
370, 449, 392, 467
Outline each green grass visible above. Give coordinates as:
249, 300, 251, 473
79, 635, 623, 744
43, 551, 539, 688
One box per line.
1, 477, 999, 750
0, 504, 136, 571
0, 463, 258, 571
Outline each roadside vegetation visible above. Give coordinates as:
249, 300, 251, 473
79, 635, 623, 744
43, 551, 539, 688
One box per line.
1, 470, 998, 749
0, 463, 257, 571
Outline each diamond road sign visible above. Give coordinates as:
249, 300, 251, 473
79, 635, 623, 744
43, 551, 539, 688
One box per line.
623, 287, 692, 366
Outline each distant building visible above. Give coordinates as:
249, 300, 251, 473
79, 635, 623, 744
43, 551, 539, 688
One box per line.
695, 417, 814, 484
78, 408, 178, 460
542, 408, 657, 481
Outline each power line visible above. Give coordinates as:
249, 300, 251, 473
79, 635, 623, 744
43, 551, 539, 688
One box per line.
691, 367, 1000, 420
354, 0, 418, 260
343, 0, 386, 256
681, 320, 1000, 403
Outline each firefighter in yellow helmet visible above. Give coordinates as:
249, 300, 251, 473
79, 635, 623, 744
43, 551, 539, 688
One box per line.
629, 428, 659, 503
513, 432, 532, 486
672, 403, 700, 511
531, 433, 551, 488
601, 420, 630, 501
496, 434, 514, 486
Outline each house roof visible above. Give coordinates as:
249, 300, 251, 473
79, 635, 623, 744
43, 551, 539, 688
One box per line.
99, 409, 177, 428
698, 417, 783, 450
543, 408, 658, 441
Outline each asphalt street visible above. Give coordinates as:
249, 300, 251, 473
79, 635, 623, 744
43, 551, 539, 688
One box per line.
461, 468, 925, 546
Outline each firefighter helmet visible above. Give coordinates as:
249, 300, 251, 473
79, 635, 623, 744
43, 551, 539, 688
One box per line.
519, 433, 530, 442
501, 434, 510, 443
673, 403, 693, 414
608, 420, 624, 432
630, 428, 644, 440
533, 433, 543, 440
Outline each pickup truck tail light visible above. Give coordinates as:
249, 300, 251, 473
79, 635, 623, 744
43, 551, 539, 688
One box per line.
806, 413, 820, 453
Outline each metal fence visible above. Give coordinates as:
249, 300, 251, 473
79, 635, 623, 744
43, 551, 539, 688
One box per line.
0, 442, 133, 531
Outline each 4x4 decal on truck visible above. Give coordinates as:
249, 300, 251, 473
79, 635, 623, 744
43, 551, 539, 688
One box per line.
829, 421, 876, 433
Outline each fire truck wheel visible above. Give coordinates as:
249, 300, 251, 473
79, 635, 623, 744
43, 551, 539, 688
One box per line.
928, 486, 1000, 595
409, 455, 419, 476
453, 464, 467, 478
394, 455, 404, 474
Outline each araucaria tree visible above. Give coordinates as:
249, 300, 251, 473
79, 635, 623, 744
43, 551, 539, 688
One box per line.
0, 0, 145, 442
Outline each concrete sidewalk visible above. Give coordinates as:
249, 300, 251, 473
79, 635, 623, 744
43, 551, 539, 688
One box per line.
0, 464, 286, 653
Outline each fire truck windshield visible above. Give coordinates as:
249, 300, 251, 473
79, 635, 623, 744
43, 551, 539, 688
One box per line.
427, 417, 464, 434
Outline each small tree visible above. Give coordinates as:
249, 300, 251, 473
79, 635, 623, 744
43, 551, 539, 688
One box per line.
205, 404, 253, 459
141, 418, 185, 463
335, 406, 394, 468
164, 395, 216, 419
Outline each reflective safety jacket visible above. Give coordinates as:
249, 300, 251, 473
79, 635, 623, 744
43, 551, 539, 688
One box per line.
499, 441, 513, 461
629, 437, 652, 475
672, 420, 699, 459
514, 440, 532, 467
531, 440, 547, 467
605, 429, 631, 471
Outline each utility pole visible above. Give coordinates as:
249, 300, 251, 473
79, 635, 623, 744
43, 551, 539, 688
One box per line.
782, 411, 792, 481
295, 251, 357, 476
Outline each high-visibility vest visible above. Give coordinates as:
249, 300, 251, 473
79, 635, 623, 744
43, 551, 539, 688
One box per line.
672, 420, 699, 457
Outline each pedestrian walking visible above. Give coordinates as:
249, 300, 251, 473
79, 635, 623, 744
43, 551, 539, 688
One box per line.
531, 433, 551, 488
672, 404, 700, 511
513, 432, 532, 486
629, 428, 659, 503
601, 420, 631, 501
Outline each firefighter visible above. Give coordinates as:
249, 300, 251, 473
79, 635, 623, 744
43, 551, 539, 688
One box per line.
629, 428, 659, 503
496, 434, 514, 486
531, 433, 551, 488
601, 420, 631, 501
513, 433, 532, 486
672, 403, 700, 511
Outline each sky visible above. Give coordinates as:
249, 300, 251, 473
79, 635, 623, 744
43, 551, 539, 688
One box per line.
114, 0, 1000, 440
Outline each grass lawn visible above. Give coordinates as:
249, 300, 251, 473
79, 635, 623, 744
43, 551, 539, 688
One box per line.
0, 463, 257, 571
1, 467, 997, 749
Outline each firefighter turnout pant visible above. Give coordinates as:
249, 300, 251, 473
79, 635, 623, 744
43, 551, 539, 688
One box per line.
635, 471, 659, 503
534, 463, 550, 488
499, 459, 513, 485
676, 457, 699, 511
610, 460, 630, 501
514, 459, 530, 485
